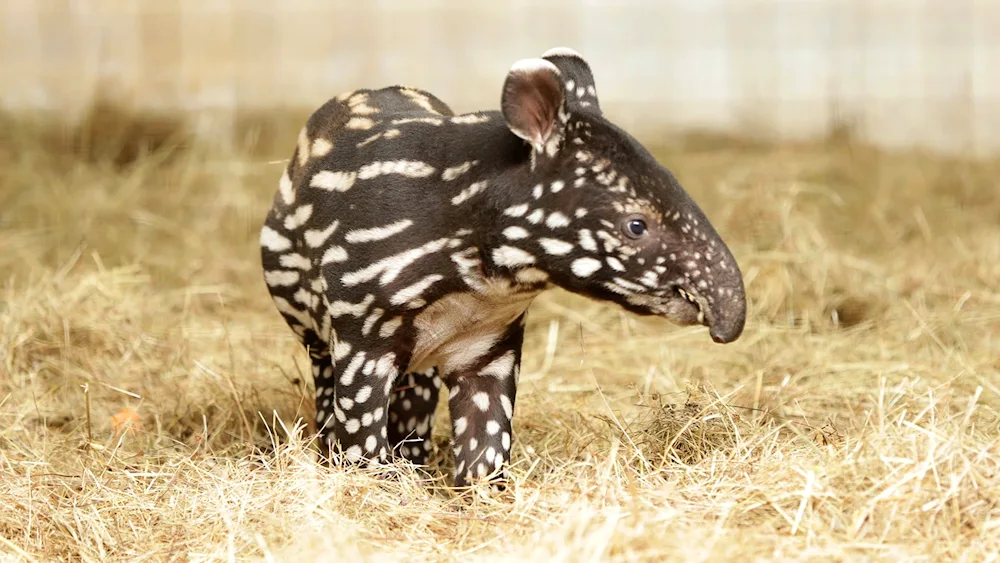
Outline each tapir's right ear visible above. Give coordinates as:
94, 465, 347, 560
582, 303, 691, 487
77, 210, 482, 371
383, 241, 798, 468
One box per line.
501, 58, 565, 154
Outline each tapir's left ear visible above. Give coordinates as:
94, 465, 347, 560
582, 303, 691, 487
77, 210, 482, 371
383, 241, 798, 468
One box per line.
541, 47, 602, 115
501, 58, 565, 153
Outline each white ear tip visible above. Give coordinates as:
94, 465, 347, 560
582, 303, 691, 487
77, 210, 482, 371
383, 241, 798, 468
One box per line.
509, 58, 562, 77
542, 46, 584, 60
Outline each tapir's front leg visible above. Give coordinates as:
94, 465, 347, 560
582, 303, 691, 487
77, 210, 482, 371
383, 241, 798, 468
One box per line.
444, 317, 524, 489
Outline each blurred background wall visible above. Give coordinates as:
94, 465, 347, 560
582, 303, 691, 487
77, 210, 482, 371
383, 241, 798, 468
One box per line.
2, 0, 997, 156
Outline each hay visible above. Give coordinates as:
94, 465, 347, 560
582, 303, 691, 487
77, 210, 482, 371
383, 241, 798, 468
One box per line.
1, 108, 998, 561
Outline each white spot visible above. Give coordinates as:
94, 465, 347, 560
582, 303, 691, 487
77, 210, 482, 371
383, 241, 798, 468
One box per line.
339, 397, 354, 410
469, 438, 479, 451
344, 444, 363, 462
486, 420, 501, 435
442, 160, 478, 181
320, 246, 348, 264
344, 418, 361, 434
551, 180, 565, 193
451, 180, 488, 205
472, 392, 490, 412
502, 431, 511, 450
526, 209, 545, 224
538, 238, 573, 256
545, 212, 570, 229
345, 117, 375, 130
532, 184, 544, 199
364, 435, 377, 453
283, 204, 313, 231
492, 246, 536, 268
311, 138, 333, 157
578, 229, 598, 251
264, 270, 299, 287
310, 170, 357, 192
355, 386, 372, 403
454, 417, 468, 436
503, 226, 530, 240
279, 253, 312, 271
504, 203, 529, 217
606, 257, 626, 271
374, 352, 397, 379
571, 257, 602, 277
304, 221, 339, 248
345, 219, 413, 244
260, 226, 292, 252
390, 274, 443, 306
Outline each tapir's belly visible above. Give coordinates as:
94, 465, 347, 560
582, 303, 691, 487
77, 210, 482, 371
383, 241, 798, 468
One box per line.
407, 291, 536, 377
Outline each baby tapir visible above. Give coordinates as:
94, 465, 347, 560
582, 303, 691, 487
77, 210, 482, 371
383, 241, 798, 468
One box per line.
260, 47, 747, 488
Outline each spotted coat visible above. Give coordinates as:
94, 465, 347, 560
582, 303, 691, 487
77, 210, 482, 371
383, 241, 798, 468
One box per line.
260, 47, 747, 488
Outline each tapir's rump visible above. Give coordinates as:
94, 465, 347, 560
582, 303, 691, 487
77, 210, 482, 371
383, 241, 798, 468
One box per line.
260, 47, 747, 489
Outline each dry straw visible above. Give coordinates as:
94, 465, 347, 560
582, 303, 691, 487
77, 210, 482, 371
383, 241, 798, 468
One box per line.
0, 106, 998, 561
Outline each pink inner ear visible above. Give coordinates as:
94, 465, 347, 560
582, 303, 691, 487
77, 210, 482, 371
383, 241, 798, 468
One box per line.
501, 61, 564, 146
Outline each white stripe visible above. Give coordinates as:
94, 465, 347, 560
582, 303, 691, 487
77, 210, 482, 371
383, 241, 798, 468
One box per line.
264, 270, 300, 287
344, 219, 413, 244
341, 238, 450, 287
358, 160, 435, 179
451, 181, 488, 205
279, 253, 312, 270
390, 274, 443, 306
310, 171, 357, 192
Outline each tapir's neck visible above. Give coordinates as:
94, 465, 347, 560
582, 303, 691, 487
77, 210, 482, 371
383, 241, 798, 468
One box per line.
448, 114, 561, 290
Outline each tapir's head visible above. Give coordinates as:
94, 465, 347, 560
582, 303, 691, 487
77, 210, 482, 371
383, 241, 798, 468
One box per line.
496, 47, 746, 343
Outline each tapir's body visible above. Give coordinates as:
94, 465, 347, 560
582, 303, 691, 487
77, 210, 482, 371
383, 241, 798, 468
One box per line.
260, 48, 747, 488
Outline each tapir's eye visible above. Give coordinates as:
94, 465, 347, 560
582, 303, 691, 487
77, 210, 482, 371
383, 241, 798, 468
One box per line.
623, 215, 649, 239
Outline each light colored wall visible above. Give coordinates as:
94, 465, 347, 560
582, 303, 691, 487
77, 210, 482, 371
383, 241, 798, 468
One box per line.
2, 0, 997, 155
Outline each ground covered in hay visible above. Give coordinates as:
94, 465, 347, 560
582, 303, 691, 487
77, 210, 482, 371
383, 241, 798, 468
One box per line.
1, 110, 998, 562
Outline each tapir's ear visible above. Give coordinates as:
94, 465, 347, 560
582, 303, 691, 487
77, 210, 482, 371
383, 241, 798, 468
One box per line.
541, 47, 602, 115
501, 58, 565, 151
